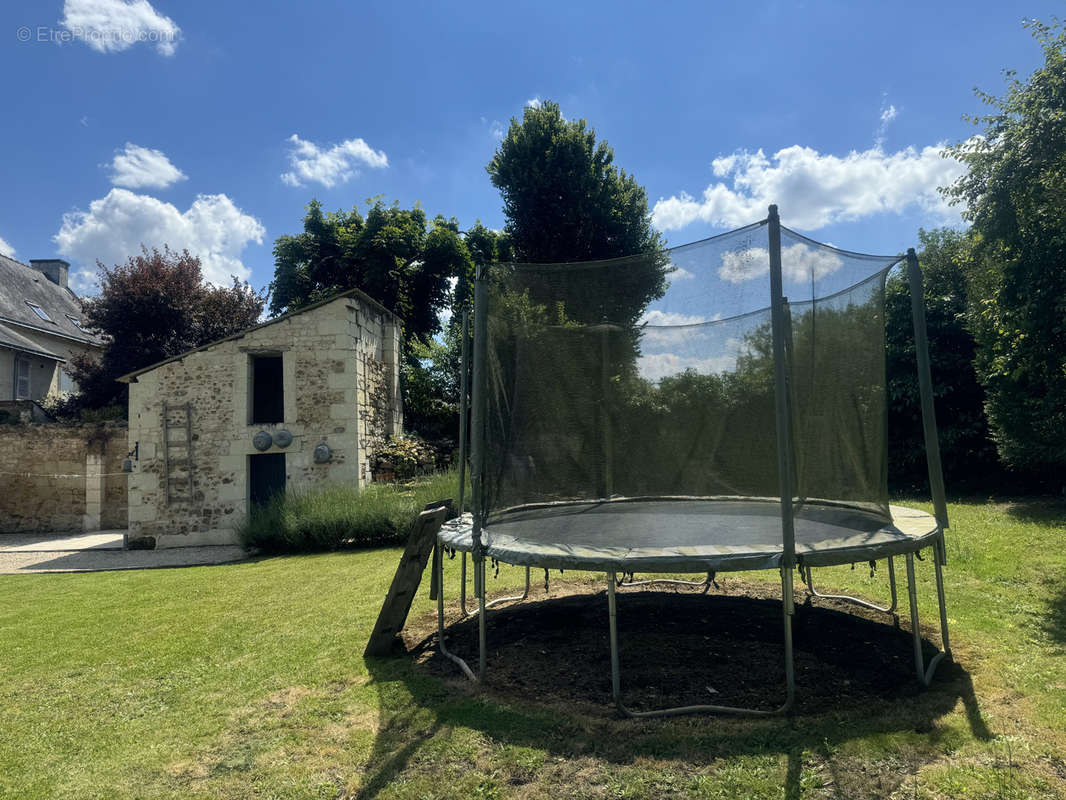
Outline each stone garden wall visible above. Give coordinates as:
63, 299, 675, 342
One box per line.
0, 422, 128, 534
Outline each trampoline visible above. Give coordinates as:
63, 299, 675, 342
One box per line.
436, 205, 951, 717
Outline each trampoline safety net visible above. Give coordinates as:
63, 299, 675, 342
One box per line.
476, 217, 903, 535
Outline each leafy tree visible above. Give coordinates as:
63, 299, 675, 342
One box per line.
69, 247, 264, 410
487, 100, 668, 325
885, 229, 1001, 491
943, 19, 1066, 472
270, 198, 476, 440
269, 199, 463, 345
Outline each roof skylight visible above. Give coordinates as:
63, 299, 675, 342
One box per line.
26, 301, 53, 322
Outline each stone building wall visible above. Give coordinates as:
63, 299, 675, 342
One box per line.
125, 293, 401, 548
0, 422, 128, 533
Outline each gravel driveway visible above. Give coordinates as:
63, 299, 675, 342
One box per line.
0, 531, 248, 574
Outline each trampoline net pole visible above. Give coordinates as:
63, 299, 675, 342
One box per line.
457, 309, 471, 514
471, 266, 489, 556
906, 248, 950, 539
767, 205, 798, 591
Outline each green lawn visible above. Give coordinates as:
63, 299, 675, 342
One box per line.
0, 497, 1064, 799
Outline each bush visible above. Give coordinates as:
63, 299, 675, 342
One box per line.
236, 469, 464, 554
371, 435, 441, 481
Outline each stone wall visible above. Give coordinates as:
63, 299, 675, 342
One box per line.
126, 293, 402, 547
0, 422, 128, 533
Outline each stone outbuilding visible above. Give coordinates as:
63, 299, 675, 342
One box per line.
119, 289, 403, 548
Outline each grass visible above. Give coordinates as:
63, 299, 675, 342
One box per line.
0, 493, 1064, 798
237, 470, 462, 552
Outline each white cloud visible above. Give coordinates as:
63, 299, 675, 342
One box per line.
640, 310, 706, 326
109, 142, 186, 189
653, 142, 967, 232
280, 134, 388, 188
60, 0, 181, 56
666, 264, 694, 282
717, 243, 844, 285
0, 235, 15, 258
875, 102, 899, 148
526, 97, 542, 109
55, 188, 265, 288
490, 120, 506, 139
637, 351, 737, 382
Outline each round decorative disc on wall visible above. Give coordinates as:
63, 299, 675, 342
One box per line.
253, 430, 273, 451
313, 444, 332, 463
274, 429, 293, 448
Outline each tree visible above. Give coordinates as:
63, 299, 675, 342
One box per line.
944, 19, 1066, 472
487, 100, 668, 325
269, 199, 464, 345
885, 228, 1001, 491
69, 247, 264, 410
270, 198, 475, 439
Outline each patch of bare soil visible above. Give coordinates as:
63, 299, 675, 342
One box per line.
404, 576, 944, 715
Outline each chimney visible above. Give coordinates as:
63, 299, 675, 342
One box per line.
29, 259, 70, 289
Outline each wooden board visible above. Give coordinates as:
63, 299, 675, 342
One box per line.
363, 502, 450, 657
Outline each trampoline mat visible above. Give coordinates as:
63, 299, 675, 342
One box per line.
438, 499, 939, 573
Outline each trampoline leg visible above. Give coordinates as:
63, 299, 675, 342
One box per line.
460, 552, 469, 616
604, 569, 793, 717
803, 557, 898, 616
437, 538, 477, 681
477, 556, 487, 681
782, 566, 796, 712
905, 549, 948, 686
934, 535, 952, 659
607, 571, 622, 708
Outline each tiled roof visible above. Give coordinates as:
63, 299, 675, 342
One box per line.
0, 253, 101, 347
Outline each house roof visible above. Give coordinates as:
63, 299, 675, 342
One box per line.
0, 321, 64, 361
0, 253, 101, 347
117, 287, 400, 383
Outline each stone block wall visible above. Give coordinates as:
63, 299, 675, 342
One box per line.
0, 422, 128, 533
125, 293, 402, 547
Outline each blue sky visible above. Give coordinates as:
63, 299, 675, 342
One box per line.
1, 1, 1061, 296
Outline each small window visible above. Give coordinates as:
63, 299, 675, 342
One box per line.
26, 302, 53, 323
250, 354, 284, 423
66, 314, 88, 332
59, 369, 77, 394
14, 356, 31, 400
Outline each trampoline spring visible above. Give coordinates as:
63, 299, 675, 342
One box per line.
543, 569, 550, 592
447, 548, 456, 560
493, 559, 500, 579
869, 559, 877, 578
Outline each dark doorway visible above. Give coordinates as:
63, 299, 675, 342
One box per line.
250, 355, 284, 423
249, 453, 286, 507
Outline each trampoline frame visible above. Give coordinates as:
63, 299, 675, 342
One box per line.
438, 205, 952, 716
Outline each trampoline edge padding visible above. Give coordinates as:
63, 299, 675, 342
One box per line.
437, 499, 939, 573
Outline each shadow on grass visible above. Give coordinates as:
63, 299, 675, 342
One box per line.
359, 587, 991, 798
1001, 497, 1066, 526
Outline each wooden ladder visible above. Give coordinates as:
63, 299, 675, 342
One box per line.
162, 402, 194, 505
364, 501, 453, 657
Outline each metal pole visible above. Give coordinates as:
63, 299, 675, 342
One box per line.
472, 266, 490, 680
458, 309, 471, 513
601, 323, 613, 499
607, 571, 621, 706
906, 249, 949, 539
471, 266, 489, 551
767, 205, 797, 589
934, 536, 952, 657
905, 552, 924, 683
768, 204, 797, 708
